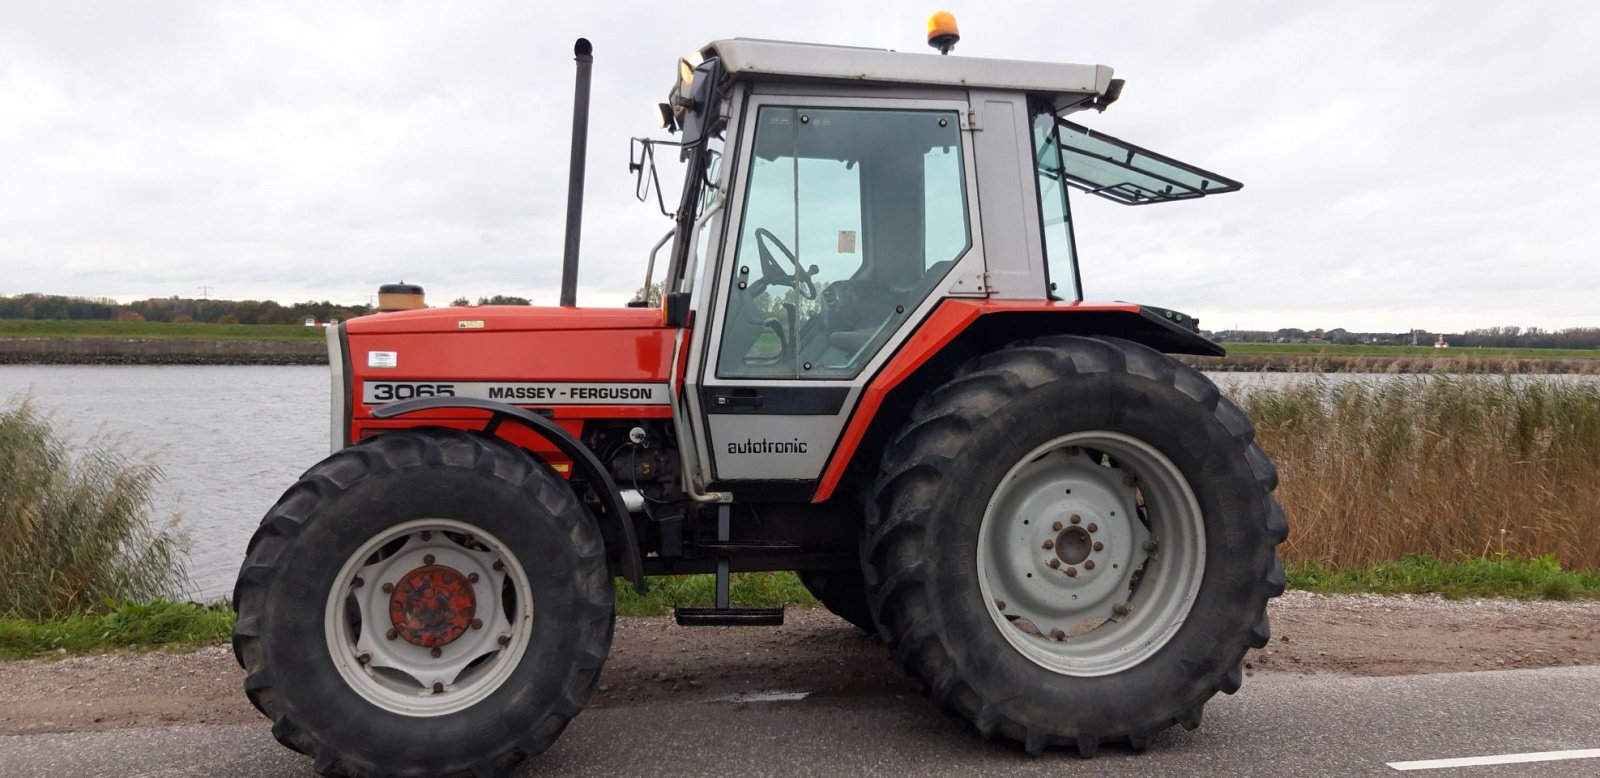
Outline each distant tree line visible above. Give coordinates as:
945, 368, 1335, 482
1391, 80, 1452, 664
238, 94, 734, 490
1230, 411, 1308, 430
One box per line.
0, 293, 370, 325
1209, 326, 1600, 349
449, 295, 532, 306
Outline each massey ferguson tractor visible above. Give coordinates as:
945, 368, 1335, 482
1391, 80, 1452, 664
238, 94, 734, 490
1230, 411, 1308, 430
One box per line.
235, 17, 1286, 777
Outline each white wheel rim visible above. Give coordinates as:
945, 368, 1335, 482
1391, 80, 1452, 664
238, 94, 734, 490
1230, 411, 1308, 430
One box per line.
323, 518, 533, 716
975, 431, 1206, 677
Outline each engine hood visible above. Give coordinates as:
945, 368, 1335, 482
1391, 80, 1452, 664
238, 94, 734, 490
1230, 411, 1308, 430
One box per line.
346, 305, 667, 335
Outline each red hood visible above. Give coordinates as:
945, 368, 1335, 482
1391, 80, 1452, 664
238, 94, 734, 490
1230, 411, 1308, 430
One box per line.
346, 305, 666, 335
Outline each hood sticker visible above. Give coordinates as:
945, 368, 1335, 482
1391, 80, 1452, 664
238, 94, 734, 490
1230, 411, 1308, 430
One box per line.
368, 351, 398, 369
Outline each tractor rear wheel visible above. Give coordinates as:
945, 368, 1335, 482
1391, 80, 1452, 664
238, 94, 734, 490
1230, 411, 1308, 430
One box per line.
799, 569, 876, 634
232, 428, 613, 777
863, 335, 1287, 756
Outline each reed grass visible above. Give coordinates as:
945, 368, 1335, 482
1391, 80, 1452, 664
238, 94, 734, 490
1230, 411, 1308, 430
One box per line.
1235, 375, 1600, 570
0, 399, 185, 618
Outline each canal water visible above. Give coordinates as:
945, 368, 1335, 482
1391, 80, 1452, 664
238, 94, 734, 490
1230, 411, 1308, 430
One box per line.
1, 365, 326, 601
2, 365, 1593, 600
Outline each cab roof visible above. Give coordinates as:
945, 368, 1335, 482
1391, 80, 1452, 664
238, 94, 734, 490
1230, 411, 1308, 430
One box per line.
701, 38, 1115, 113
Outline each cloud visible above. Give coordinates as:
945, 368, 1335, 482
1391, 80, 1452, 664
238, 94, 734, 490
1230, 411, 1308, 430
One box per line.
1, 1, 1595, 330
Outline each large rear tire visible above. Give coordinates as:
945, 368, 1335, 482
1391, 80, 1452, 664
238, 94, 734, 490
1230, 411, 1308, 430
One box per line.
233, 428, 613, 777
799, 569, 876, 634
862, 335, 1287, 756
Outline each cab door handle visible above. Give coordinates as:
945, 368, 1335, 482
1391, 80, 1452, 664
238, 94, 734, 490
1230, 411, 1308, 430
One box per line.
711, 392, 763, 409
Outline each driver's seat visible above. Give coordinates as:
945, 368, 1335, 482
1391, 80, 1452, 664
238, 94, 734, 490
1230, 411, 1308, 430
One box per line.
827, 259, 957, 354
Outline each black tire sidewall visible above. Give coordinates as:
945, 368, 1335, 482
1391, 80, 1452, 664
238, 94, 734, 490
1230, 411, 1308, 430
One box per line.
258, 442, 611, 772
912, 368, 1270, 736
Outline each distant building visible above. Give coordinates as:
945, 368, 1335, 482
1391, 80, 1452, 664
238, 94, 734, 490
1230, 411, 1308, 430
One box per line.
1435, 335, 1450, 349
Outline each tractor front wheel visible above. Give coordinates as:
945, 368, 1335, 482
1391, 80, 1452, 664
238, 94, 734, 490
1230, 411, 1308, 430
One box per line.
863, 335, 1287, 755
232, 429, 613, 777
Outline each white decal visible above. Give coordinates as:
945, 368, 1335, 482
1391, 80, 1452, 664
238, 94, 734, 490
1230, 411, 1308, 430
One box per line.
362, 381, 669, 406
368, 351, 398, 369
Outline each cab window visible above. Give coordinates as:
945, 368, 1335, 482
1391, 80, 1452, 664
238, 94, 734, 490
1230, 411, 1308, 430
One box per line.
717, 106, 969, 379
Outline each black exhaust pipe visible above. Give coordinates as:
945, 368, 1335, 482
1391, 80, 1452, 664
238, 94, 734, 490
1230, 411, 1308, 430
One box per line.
559, 38, 593, 307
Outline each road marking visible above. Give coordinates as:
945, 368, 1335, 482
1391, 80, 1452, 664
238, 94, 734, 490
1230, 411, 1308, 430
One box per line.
707, 690, 810, 704
1388, 748, 1600, 771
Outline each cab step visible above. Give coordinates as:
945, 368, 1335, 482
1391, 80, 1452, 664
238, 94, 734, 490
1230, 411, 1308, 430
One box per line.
673, 504, 785, 627
674, 606, 785, 626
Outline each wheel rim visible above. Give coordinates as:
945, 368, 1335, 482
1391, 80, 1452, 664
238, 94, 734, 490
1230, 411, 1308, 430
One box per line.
324, 518, 533, 716
975, 431, 1205, 677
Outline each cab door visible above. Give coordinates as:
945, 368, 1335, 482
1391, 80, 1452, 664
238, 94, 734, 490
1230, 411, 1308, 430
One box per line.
684, 97, 978, 496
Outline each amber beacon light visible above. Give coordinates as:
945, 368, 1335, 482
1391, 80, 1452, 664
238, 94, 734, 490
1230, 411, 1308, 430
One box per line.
927, 11, 960, 54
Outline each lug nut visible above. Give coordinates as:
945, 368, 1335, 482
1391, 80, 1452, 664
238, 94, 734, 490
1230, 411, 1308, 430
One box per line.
1065, 567, 1078, 577
471, 618, 483, 630
421, 530, 432, 541
1042, 539, 1055, 550
381, 582, 394, 594
1047, 559, 1061, 569
1114, 604, 1132, 617
497, 634, 511, 646
467, 572, 480, 583
995, 600, 1007, 611
1050, 628, 1066, 640
430, 647, 442, 658
493, 561, 505, 571
1087, 523, 1098, 533
1070, 514, 1082, 525
385, 628, 398, 641
432, 682, 445, 694
1084, 560, 1096, 571
1051, 521, 1064, 532
351, 576, 364, 588
1124, 474, 1137, 487
1093, 542, 1104, 551
1143, 540, 1159, 552
356, 652, 371, 665
423, 554, 436, 565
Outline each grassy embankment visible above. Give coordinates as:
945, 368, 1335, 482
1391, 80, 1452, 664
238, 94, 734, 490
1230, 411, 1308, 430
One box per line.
1222, 342, 1600, 360
3, 374, 1599, 657
0, 319, 322, 341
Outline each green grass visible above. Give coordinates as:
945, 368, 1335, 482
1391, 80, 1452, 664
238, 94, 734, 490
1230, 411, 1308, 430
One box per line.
0, 319, 324, 341
0, 600, 234, 659
615, 572, 815, 617
1287, 555, 1600, 600
1222, 342, 1600, 359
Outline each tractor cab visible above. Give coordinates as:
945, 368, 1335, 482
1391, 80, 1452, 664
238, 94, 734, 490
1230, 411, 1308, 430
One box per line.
640, 38, 1241, 495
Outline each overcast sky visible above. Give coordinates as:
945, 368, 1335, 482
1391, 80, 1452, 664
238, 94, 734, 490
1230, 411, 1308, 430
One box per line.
2, 1, 1596, 332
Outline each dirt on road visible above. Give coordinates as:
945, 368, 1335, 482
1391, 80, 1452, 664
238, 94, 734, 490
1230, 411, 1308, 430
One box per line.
1, 591, 1596, 736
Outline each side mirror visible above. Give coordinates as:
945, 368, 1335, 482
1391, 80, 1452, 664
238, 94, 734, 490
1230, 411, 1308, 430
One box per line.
677, 58, 723, 148
629, 138, 670, 216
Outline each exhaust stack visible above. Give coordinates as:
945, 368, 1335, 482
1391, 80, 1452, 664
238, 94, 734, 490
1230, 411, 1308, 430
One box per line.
559, 38, 593, 308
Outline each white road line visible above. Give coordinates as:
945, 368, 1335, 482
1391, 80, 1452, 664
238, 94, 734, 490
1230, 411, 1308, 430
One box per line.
1388, 748, 1600, 771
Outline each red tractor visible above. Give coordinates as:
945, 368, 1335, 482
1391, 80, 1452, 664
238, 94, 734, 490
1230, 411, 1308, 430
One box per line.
235, 22, 1285, 777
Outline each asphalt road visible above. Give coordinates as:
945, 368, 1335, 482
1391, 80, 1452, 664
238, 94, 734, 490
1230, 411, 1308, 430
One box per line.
2, 665, 1596, 777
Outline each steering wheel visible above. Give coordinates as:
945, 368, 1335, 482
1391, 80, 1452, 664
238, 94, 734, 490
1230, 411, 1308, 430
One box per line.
753, 227, 817, 300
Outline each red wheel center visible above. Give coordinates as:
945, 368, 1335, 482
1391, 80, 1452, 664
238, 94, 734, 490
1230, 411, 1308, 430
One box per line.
388, 564, 477, 648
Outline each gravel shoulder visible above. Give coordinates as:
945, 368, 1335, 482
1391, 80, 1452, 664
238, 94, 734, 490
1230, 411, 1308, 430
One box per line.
2, 591, 1597, 736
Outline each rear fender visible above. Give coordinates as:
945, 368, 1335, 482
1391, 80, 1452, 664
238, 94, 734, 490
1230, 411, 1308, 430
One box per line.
371, 397, 645, 593
813, 300, 1221, 502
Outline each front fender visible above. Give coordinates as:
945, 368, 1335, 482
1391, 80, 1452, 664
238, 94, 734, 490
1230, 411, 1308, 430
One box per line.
372, 397, 645, 593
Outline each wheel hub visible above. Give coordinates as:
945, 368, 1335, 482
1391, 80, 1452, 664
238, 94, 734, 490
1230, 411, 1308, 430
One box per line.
389, 564, 477, 648
1055, 525, 1093, 566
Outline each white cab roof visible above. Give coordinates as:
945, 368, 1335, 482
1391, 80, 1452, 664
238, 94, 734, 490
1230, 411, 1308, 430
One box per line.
703, 39, 1114, 103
